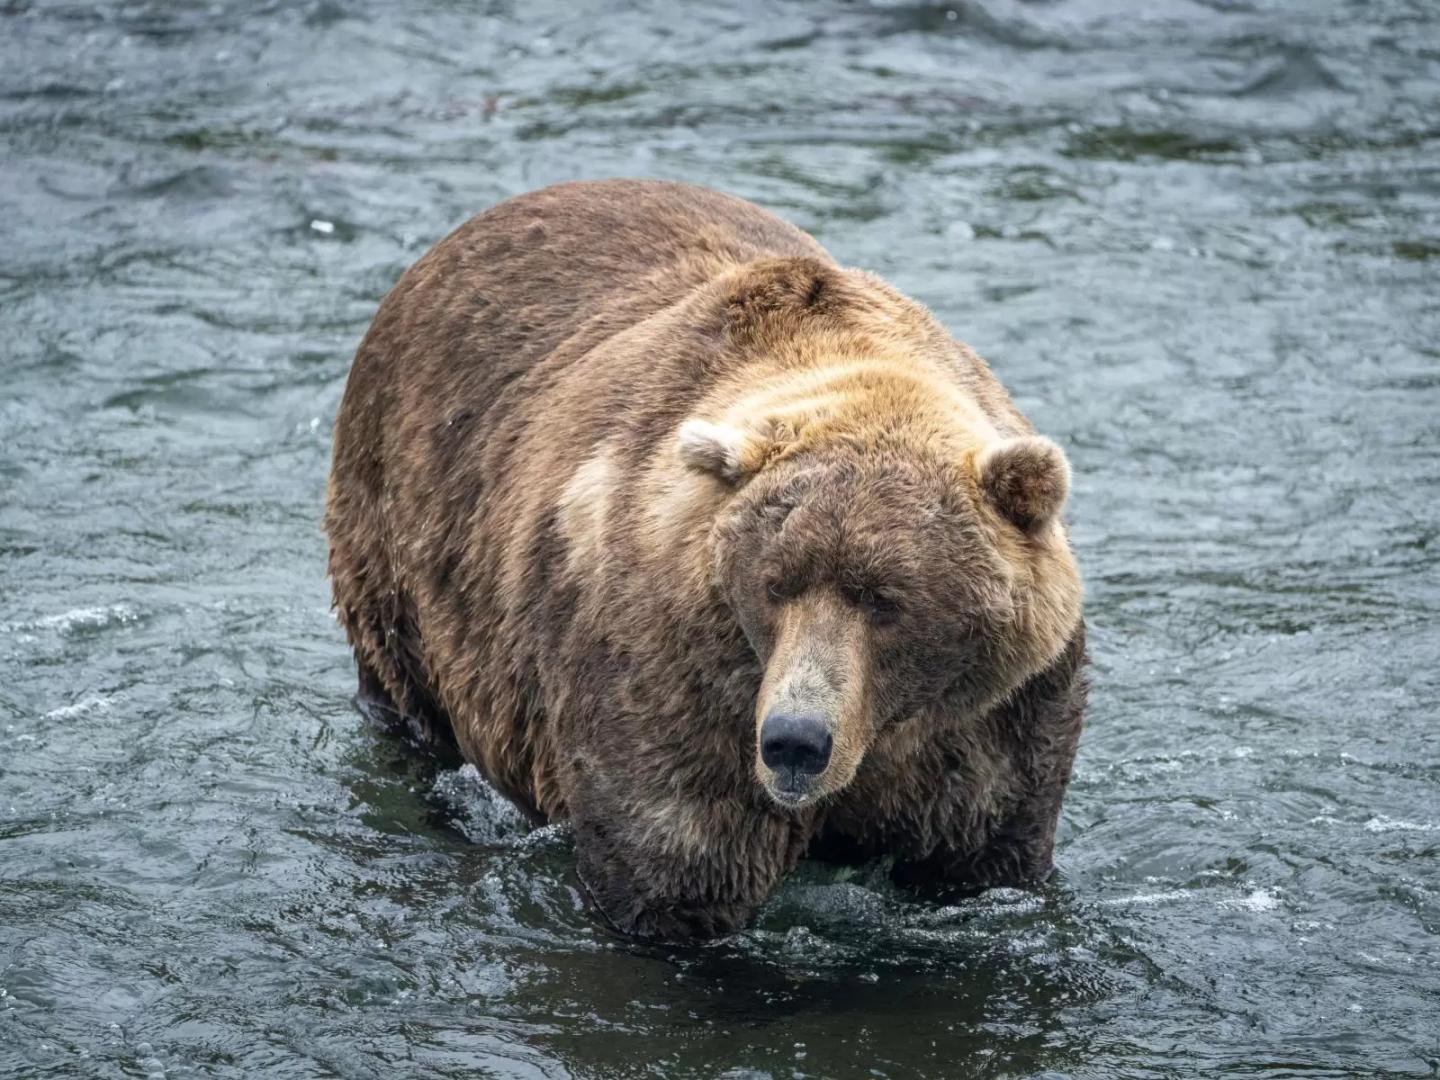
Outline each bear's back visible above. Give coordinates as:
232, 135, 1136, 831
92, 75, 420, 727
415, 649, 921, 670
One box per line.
372, 179, 827, 384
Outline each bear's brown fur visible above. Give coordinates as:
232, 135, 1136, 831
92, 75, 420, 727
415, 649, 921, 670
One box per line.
326, 180, 1087, 940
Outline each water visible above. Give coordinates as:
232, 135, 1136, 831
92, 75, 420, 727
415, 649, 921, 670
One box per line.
3, 0, 1438, 1075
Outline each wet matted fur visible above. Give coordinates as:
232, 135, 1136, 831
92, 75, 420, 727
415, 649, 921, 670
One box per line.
325, 179, 1087, 940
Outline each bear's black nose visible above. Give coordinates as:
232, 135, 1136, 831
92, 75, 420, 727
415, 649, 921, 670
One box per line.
760, 713, 833, 777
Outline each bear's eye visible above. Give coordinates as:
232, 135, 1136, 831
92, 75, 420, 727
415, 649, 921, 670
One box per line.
762, 499, 797, 526
766, 578, 798, 603
843, 584, 900, 619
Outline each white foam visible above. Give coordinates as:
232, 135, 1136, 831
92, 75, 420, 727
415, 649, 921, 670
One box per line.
43, 695, 114, 721
1362, 815, 1440, 834
1, 604, 141, 635
431, 763, 532, 846
1308, 814, 1440, 834
1223, 887, 1283, 913
1101, 889, 1189, 907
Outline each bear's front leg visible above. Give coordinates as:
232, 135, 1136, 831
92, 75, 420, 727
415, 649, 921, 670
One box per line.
567, 759, 812, 941
893, 626, 1088, 894
891, 788, 1068, 894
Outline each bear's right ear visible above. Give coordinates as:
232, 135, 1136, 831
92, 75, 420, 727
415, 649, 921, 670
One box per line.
676, 419, 770, 484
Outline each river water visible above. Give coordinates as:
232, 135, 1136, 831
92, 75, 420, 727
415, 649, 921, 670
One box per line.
3, 1, 1438, 1076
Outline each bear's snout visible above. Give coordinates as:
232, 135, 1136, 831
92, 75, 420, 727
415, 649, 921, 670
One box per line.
759, 712, 832, 801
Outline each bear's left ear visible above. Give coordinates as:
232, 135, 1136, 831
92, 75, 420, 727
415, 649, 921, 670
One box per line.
974, 436, 1071, 532
676, 418, 772, 484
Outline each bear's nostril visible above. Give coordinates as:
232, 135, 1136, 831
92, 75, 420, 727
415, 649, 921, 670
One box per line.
759, 713, 833, 776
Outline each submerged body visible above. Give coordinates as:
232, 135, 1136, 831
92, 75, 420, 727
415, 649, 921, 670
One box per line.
325, 180, 1087, 939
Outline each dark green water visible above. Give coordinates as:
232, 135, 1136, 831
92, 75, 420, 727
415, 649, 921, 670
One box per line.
3, 1, 1439, 1076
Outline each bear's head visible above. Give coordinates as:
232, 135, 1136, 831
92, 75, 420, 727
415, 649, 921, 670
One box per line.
677, 398, 1082, 809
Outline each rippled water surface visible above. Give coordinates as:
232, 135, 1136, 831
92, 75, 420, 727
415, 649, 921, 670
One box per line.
4, 1, 1440, 1076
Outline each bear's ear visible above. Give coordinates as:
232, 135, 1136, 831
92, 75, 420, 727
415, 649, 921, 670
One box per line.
975, 436, 1071, 532
676, 419, 770, 483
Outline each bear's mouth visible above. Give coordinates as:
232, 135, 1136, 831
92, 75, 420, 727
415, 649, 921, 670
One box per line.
764, 767, 819, 807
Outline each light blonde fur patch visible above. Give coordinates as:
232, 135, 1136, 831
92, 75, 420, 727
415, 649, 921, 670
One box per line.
707, 357, 1006, 474
626, 788, 714, 856
557, 445, 618, 575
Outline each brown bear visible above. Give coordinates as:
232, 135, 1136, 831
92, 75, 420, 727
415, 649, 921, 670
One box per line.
325, 179, 1086, 940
